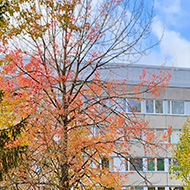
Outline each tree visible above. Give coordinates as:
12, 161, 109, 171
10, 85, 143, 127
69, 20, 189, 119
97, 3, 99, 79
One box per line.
0, 90, 28, 181
0, 0, 171, 189
170, 118, 190, 190
0, 0, 9, 22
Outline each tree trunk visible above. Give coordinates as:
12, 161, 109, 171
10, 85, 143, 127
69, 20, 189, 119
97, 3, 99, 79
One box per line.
60, 163, 70, 190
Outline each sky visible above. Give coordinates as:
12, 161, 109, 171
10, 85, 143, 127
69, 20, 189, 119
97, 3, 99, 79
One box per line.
139, 0, 190, 68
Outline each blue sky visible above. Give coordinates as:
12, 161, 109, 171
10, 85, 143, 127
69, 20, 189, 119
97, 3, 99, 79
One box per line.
140, 0, 190, 68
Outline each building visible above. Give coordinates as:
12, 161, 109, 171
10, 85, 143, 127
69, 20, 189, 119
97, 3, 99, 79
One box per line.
101, 64, 190, 190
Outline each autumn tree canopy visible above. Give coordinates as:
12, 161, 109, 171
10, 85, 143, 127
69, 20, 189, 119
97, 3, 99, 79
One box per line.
0, 0, 171, 189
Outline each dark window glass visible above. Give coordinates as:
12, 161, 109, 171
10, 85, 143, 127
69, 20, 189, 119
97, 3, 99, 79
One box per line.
125, 160, 129, 171
102, 157, 109, 169
157, 158, 164, 171
148, 158, 155, 171
130, 158, 143, 171
169, 158, 180, 172
155, 100, 163, 113
169, 158, 178, 166
146, 100, 154, 113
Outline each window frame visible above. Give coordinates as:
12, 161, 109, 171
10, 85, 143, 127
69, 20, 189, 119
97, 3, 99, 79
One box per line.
167, 100, 185, 115
157, 158, 165, 171
101, 157, 113, 170
127, 99, 142, 113
147, 158, 165, 172
145, 100, 163, 114
169, 129, 180, 144
129, 157, 143, 172
103, 98, 126, 113
147, 158, 155, 171
156, 129, 169, 144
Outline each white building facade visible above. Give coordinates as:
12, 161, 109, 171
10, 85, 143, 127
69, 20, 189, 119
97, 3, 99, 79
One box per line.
102, 65, 190, 190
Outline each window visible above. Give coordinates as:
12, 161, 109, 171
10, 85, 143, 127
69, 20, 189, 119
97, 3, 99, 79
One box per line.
169, 187, 184, 190
168, 101, 184, 115
102, 157, 110, 169
128, 132, 142, 144
157, 158, 164, 171
125, 159, 129, 171
147, 158, 155, 171
169, 158, 178, 166
146, 100, 154, 113
146, 100, 163, 114
128, 99, 141, 112
127, 157, 167, 172
169, 129, 180, 144
169, 158, 180, 172
155, 100, 163, 113
130, 158, 143, 171
172, 101, 184, 114
156, 129, 169, 144
103, 98, 126, 113
147, 158, 165, 171
113, 157, 125, 172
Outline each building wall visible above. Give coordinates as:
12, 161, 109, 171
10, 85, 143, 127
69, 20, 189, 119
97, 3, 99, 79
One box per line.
106, 66, 190, 190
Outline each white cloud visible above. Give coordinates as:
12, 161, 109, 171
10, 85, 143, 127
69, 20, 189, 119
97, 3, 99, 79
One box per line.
155, 0, 183, 28
140, 18, 190, 68
155, 0, 181, 15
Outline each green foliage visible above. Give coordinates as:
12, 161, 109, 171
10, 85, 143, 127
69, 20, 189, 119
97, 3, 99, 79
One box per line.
0, 90, 4, 101
0, 91, 28, 181
170, 118, 190, 189
0, 146, 27, 181
0, 0, 80, 43
0, 0, 9, 22
0, 117, 28, 181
